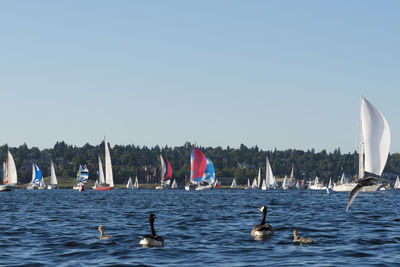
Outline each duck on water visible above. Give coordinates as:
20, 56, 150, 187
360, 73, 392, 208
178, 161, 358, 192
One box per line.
140, 213, 164, 247
98, 226, 111, 240
293, 229, 314, 244
251, 205, 273, 239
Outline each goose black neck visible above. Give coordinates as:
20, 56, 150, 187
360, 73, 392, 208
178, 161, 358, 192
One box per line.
150, 218, 156, 236
260, 209, 267, 225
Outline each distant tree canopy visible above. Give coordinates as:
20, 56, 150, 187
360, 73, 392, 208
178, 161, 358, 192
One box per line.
1, 142, 399, 185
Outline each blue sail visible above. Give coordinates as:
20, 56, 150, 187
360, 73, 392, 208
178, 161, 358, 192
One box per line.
202, 158, 215, 184
77, 165, 89, 184
33, 164, 42, 186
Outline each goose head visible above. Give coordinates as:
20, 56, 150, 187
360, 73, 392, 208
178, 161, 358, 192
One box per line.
258, 205, 267, 213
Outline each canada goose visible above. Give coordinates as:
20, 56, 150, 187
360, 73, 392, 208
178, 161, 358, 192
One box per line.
251, 205, 273, 238
98, 226, 111, 240
293, 230, 314, 244
140, 214, 164, 247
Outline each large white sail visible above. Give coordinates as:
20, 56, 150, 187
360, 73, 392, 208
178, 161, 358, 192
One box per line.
360, 97, 390, 177
7, 151, 18, 185
134, 176, 139, 188
104, 139, 114, 187
50, 161, 58, 185
98, 155, 105, 184
266, 157, 274, 188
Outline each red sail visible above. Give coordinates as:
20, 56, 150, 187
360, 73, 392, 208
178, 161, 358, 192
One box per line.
162, 157, 173, 181
190, 148, 207, 183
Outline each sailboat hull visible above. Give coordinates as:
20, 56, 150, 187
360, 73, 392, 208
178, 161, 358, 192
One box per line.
93, 186, 113, 191
0, 184, 14, 191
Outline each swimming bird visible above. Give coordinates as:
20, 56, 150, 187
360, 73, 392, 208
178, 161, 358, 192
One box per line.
98, 226, 111, 240
251, 205, 273, 238
140, 213, 164, 247
346, 177, 378, 212
293, 229, 314, 244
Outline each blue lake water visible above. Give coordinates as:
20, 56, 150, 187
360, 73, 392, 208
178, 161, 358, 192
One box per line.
0, 189, 399, 266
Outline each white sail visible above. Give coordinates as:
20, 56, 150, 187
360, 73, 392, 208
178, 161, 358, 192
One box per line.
266, 157, 275, 188
289, 165, 295, 184
247, 178, 250, 188
134, 176, 139, 188
98, 155, 105, 184
160, 154, 167, 180
251, 177, 257, 188
39, 177, 46, 188
282, 175, 289, 189
394, 176, 400, 189
50, 161, 58, 185
231, 178, 237, 189
257, 168, 261, 188
126, 177, 133, 189
328, 177, 332, 189
360, 97, 390, 177
104, 139, 114, 187
171, 179, 178, 189
31, 163, 36, 184
261, 179, 267, 190
340, 173, 345, 184
7, 151, 18, 185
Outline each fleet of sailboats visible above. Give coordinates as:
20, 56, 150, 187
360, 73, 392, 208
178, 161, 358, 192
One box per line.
0, 97, 398, 194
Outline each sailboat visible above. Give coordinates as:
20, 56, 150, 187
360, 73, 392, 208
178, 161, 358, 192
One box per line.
47, 161, 58, 189
93, 139, 114, 191
73, 165, 89, 190
251, 177, 258, 189
282, 175, 289, 190
332, 173, 355, 191
156, 155, 173, 189
394, 176, 400, 189
309, 176, 326, 190
261, 178, 267, 190
126, 177, 133, 189
134, 176, 139, 189
289, 165, 295, 188
346, 97, 390, 211
327, 177, 333, 189
231, 178, 237, 189
190, 148, 215, 190
28, 164, 44, 190
171, 179, 178, 189
0, 151, 18, 191
257, 167, 261, 188
265, 157, 277, 189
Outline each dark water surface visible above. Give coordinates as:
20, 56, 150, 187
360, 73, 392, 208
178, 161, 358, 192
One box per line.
1, 189, 399, 266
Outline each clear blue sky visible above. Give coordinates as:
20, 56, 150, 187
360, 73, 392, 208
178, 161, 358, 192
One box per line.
1, 0, 399, 153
